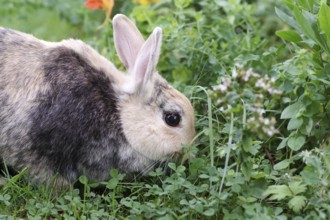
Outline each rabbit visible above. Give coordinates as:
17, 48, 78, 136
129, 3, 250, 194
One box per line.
0, 14, 195, 186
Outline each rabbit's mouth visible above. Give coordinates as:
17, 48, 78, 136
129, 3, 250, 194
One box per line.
127, 153, 181, 180
149, 152, 184, 175
155, 154, 190, 176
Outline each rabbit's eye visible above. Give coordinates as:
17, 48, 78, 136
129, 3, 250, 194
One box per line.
164, 113, 181, 127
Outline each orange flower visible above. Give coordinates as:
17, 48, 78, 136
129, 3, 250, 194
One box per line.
84, 0, 114, 25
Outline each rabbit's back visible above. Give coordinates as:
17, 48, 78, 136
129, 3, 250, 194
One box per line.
0, 28, 46, 98
0, 28, 132, 183
0, 28, 46, 161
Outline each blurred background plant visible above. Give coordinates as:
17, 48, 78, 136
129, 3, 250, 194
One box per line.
0, 0, 330, 219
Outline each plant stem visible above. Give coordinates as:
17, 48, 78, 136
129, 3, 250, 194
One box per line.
208, 94, 214, 167
219, 112, 234, 195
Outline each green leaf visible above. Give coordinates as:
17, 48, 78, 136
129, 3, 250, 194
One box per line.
78, 176, 88, 185
174, 0, 192, 9
263, 185, 292, 200
277, 137, 288, 150
305, 100, 321, 116
294, 7, 330, 53
109, 169, 125, 181
318, 78, 330, 85
242, 136, 255, 154
293, 7, 317, 42
176, 165, 186, 173
274, 159, 291, 170
301, 165, 321, 185
234, 54, 260, 65
275, 7, 300, 31
297, 0, 313, 11
288, 196, 307, 213
287, 117, 304, 130
288, 135, 305, 151
107, 178, 119, 190
238, 196, 257, 203
168, 163, 177, 171
319, 3, 330, 44
276, 30, 302, 43
288, 181, 307, 195
281, 102, 303, 119
283, 0, 294, 10
304, 118, 313, 134
199, 174, 210, 179
110, 169, 119, 178
203, 208, 215, 217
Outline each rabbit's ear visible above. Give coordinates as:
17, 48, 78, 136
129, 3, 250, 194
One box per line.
131, 27, 162, 92
113, 14, 145, 70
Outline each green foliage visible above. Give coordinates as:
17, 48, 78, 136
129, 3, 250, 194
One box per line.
1, 0, 330, 219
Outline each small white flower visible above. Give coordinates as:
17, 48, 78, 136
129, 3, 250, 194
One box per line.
256, 108, 266, 115
223, 77, 231, 87
219, 84, 227, 91
274, 89, 282, 95
235, 63, 244, 69
265, 129, 274, 136
247, 117, 255, 123
232, 69, 238, 78
270, 126, 277, 133
300, 150, 311, 163
213, 84, 227, 92
244, 68, 254, 82
256, 79, 266, 88
264, 118, 270, 125
285, 173, 291, 179
252, 72, 260, 78
246, 68, 253, 75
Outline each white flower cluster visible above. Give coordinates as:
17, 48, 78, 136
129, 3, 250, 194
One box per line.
212, 77, 232, 92
247, 115, 277, 137
240, 68, 259, 82
255, 75, 282, 95
212, 64, 281, 137
246, 101, 278, 137
213, 64, 281, 96
300, 150, 311, 163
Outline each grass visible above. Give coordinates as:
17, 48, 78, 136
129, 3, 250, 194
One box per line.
1, 0, 330, 219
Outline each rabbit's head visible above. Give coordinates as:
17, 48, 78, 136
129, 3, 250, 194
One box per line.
113, 14, 195, 162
